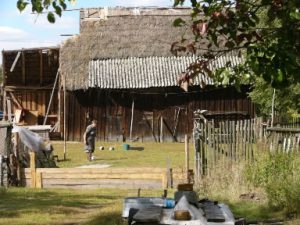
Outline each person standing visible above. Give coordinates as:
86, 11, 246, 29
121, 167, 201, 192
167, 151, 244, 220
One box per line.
83, 120, 97, 161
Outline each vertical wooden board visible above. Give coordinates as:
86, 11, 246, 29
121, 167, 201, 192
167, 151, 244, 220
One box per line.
74, 97, 81, 141
66, 92, 72, 141
233, 120, 236, 160
22, 51, 26, 85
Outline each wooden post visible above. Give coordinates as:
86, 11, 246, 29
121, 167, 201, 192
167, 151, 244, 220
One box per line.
39, 50, 43, 85
160, 116, 164, 143
129, 99, 134, 140
43, 70, 59, 125
22, 50, 26, 85
185, 135, 190, 183
30, 152, 36, 188
63, 74, 67, 160
57, 73, 61, 133
271, 89, 276, 128
162, 172, 168, 189
36, 171, 42, 189
3, 91, 7, 121
15, 133, 21, 185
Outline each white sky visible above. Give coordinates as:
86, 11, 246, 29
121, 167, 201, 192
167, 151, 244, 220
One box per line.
0, 0, 180, 62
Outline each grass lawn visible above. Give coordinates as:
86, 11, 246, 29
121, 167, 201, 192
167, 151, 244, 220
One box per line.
52, 141, 194, 169
0, 187, 165, 225
1, 187, 298, 225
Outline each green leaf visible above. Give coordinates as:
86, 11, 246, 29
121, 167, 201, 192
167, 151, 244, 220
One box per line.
290, 10, 300, 20
59, 0, 67, 10
173, 18, 186, 27
17, 0, 28, 12
47, 12, 56, 23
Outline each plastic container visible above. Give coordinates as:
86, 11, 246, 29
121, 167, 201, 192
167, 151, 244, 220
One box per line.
123, 144, 130, 151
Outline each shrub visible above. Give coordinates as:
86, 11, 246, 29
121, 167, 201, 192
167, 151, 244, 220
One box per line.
246, 152, 300, 214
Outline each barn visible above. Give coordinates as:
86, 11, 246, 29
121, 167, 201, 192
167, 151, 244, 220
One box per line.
59, 7, 255, 142
1, 47, 60, 131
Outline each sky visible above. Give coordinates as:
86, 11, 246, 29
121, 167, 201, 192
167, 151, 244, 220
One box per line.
0, 0, 179, 62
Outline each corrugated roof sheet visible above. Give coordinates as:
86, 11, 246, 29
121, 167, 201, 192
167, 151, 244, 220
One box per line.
88, 54, 243, 89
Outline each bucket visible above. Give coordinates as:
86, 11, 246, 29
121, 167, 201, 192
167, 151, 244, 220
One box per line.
123, 144, 130, 151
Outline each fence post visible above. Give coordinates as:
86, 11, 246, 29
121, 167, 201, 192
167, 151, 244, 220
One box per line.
30, 152, 36, 188
185, 135, 189, 183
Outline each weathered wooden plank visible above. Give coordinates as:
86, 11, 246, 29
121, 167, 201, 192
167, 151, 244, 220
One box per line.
41, 173, 163, 179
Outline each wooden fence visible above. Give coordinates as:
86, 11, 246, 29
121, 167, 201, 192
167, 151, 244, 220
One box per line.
193, 116, 300, 178
265, 127, 300, 153
23, 153, 191, 189
194, 118, 256, 177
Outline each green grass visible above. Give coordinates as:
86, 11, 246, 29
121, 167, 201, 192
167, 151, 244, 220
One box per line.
0, 187, 165, 225
1, 187, 297, 225
52, 141, 194, 169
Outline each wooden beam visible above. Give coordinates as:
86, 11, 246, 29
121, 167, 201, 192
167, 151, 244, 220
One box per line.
3, 91, 7, 121
39, 50, 43, 85
63, 73, 67, 160
22, 50, 26, 85
4, 86, 57, 91
9, 92, 23, 109
43, 70, 59, 125
185, 135, 190, 183
39, 173, 163, 180
129, 99, 134, 140
143, 112, 157, 142
30, 152, 36, 188
160, 116, 164, 143
9, 51, 21, 72
162, 118, 177, 142
36, 172, 43, 188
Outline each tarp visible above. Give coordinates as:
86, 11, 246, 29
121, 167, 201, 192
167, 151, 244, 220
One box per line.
12, 126, 50, 152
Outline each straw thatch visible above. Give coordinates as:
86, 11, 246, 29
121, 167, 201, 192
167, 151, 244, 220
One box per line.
60, 7, 195, 91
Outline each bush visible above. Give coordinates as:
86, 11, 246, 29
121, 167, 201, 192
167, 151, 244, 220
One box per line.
246, 152, 300, 214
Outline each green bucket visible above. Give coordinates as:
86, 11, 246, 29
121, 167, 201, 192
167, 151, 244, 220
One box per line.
123, 144, 130, 151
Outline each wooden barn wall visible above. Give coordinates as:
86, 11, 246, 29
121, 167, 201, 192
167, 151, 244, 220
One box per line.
2, 49, 59, 125
3, 49, 59, 86
65, 86, 255, 142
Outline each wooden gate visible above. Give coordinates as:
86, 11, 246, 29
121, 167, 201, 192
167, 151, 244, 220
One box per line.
193, 115, 256, 177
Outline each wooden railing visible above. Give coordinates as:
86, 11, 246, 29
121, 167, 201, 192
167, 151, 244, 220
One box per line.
23, 152, 191, 189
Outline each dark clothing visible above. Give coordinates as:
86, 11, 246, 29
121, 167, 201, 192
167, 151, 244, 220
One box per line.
84, 124, 96, 153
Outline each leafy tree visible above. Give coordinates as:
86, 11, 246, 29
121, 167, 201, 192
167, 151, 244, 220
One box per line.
172, 0, 300, 90
17, 0, 76, 23
249, 77, 300, 118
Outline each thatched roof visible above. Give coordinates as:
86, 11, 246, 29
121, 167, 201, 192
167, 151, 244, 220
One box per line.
60, 7, 241, 91
60, 7, 196, 90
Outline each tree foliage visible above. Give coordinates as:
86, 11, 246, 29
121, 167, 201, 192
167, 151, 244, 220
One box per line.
249, 77, 300, 118
17, 0, 76, 23
173, 0, 300, 89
